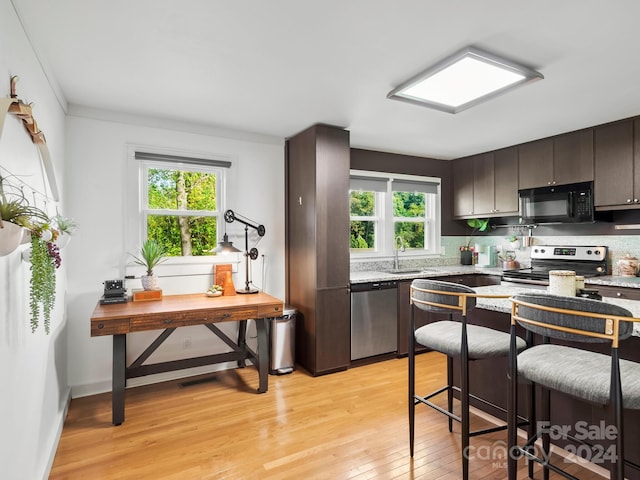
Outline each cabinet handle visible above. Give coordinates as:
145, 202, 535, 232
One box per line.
635, 199, 639, 203
616, 292, 623, 297
627, 199, 633, 203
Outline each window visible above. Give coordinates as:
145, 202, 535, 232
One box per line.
349, 171, 440, 257
135, 151, 230, 257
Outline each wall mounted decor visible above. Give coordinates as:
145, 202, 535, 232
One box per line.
0, 75, 59, 201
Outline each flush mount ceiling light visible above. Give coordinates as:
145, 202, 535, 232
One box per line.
387, 46, 543, 114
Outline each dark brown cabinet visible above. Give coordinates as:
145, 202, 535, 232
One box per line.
594, 284, 640, 301
519, 138, 553, 189
452, 156, 474, 217
519, 131, 593, 189
492, 147, 519, 215
286, 124, 351, 375
553, 129, 594, 185
594, 119, 640, 209
453, 148, 518, 219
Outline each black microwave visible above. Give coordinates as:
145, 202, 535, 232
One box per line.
519, 181, 594, 224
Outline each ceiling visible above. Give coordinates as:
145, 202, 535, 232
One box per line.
11, 0, 640, 160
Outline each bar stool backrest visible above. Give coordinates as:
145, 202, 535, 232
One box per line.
512, 293, 634, 344
411, 279, 476, 316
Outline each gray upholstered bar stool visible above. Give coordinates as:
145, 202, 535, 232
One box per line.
508, 293, 640, 480
409, 279, 526, 480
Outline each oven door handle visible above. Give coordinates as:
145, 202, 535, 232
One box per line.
501, 277, 549, 286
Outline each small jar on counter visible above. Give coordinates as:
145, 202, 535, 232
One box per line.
549, 270, 576, 296
617, 254, 639, 277
575, 275, 585, 294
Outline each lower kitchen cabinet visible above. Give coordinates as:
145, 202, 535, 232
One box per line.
594, 284, 640, 301
296, 286, 351, 376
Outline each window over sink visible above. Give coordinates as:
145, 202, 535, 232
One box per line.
349, 170, 441, 258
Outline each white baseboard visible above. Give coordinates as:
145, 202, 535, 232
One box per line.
43, 388, 72, 480
70, 361, 237, 398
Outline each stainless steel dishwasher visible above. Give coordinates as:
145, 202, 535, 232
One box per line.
350, 280, 398, 360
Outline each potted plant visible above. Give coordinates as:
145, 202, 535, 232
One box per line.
51, 214, 77, 249
29, 228, 60, 333
131, 239, 167, 290
460, 218, 490, 265
0, 178, 48, 256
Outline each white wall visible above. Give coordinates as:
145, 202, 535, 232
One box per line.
0, 1, 69, 479
64, 110, 285, 396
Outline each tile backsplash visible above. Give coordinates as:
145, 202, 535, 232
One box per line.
351, 235, 640, 275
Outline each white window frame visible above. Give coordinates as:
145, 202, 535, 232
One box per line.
125, 146, 237, 275
140, 160, 225, 243
350, 170, 441, 259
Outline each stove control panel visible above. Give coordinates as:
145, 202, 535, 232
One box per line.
531, 245, 607, 262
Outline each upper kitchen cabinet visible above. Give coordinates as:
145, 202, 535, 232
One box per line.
553, 129, 594, 185
452, 156, 474, 217
491, 147, 519, 215
518, 138, 553, 189
453, 147, 518, 218
519, 131, 593, 189
286, 124, 351, 376
594, 119, 638, 209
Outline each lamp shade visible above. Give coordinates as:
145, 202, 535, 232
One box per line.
212, 233, 241, 254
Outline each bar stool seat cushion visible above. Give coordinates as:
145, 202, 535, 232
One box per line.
518, 344, 640, 409
416, 321, 526, 360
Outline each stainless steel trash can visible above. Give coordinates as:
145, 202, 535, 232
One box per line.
270, 307, 296, 374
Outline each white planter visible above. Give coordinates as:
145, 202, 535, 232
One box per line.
55, 233, 70, 249
141, 274, 158, 291
0, 222, 24, 257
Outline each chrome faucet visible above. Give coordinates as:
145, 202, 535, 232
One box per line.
394, 235, 405, 270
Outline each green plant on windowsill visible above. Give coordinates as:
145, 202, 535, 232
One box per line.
130, 239, 168, 290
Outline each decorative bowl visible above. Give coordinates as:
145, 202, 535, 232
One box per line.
205, 291, 223, 297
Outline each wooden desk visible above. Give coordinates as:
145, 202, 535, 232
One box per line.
91, 292, 284, 425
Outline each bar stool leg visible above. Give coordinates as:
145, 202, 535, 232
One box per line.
447, 355, 454, 432
461, 322, 470, 480
611, 350, 624, 480
409, 306, 416, 458
541, 388, 550, 480
527, 381, 536, 479
507, 323, 519, 480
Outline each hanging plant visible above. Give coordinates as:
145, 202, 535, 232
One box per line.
29, 232, 59, 334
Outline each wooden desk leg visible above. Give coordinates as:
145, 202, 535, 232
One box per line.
255, 318, 268, 393
237, 320, 247, 368
112, 334, 126, 426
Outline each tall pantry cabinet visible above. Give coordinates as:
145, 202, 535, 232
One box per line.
286, 124, 351, 376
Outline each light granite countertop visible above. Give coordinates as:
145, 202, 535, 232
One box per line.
350, 264, 640, 288
349, 265, 504, 284
350, 266, 640, 335
473, 285, 640, 336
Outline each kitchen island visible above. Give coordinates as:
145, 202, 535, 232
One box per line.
460, 285, 640, 479
351, 267, 640, 477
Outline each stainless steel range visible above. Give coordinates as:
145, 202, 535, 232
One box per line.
501, 245, 609, 287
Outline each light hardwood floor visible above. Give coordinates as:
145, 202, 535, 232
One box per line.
50, 352, 606, 479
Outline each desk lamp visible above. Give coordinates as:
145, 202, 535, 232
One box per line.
224, 209, 265, 294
